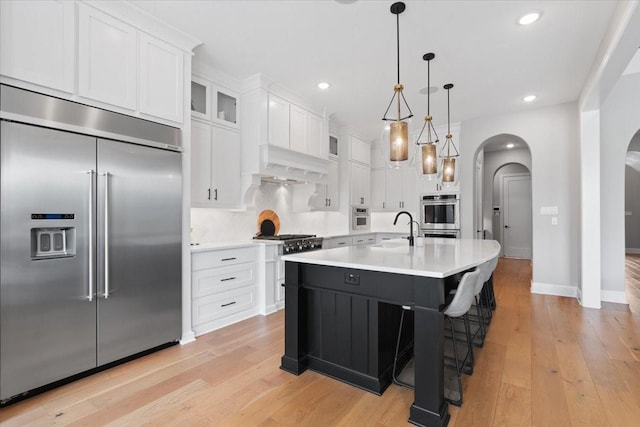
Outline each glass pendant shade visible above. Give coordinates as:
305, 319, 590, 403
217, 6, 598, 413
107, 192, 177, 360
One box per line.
421, 143, 437, 174
442, 157, 456, 182
390, 120, 409, 161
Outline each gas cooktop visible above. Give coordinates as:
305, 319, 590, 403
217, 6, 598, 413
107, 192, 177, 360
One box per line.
253, 234, 323, 254
253, 234, 316, 241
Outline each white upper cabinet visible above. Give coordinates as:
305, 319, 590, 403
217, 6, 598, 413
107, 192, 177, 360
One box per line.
268, 94, 290, 149
0, 0, 75, 93
308, 113, 325, 158
191, 76, 212, 121
267, 93, 326, 159
350, 136, 371, 166
191, 119, 241, 209
139, 33, 184, 123
211, 125, 241, 207
2, 2, 197, 127
191, 120, 213, 206
78, 3, 137, 110
350, 162, 371, 206
371, 167, 418, 212
289, 104, 308, 153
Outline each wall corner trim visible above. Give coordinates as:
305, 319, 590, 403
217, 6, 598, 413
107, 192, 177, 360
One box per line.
180, 331, 197, 345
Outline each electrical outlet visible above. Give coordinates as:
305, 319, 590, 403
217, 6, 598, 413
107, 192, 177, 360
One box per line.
551, 217, 558, 225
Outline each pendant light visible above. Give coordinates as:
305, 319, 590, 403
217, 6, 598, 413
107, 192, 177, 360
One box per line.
441, 83, 459, 183
415, 53, 439, 177
382, 2, 413, 165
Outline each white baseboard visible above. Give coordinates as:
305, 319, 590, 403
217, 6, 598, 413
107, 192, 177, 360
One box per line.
180, 331, 196, 345
530, 281, 577, 298
601, 290, 628, 304
626, 248, 640, 254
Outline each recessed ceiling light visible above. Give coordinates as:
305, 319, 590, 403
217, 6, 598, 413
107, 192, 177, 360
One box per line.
317, 82, 330, 90
506, 143, 515, 149
523, 94, 537, 102
519, 12, 540, 25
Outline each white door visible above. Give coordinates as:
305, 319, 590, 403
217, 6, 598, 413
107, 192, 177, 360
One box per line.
475, 153, 484, 239
503, 175, 532, 258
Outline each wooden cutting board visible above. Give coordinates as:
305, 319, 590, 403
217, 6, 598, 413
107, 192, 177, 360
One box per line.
257, 209, 280, 236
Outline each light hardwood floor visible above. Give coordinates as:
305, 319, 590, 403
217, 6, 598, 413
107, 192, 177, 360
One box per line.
1, 258, 639, 426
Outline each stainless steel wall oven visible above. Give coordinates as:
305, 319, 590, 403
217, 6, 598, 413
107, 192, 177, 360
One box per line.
420, 193, 460, 233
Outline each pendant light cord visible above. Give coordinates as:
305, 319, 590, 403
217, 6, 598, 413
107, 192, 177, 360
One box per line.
447, 87, 451, 135
396, 12, 400, 84
427, 60, 430, 115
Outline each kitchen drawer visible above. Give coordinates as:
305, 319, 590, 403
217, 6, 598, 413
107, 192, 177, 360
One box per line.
192, 262, 257, 298
192, 246, 257, 271
328, 237, 351, 249
192, 285, 256, 326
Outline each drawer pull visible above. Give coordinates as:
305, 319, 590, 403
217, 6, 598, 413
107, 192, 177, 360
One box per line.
221, 301, 237, 308
220, 276, 236, 282
338, 242, 346, 245
221, 257, 237, 262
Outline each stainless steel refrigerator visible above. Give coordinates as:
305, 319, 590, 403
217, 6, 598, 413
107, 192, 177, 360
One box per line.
0, 85, 182, 403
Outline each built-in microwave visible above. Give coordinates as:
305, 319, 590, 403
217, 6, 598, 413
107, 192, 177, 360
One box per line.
420, 193, 460, 230
352, 207, 369, 230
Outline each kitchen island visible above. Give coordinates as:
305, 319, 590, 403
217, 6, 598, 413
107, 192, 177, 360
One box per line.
280, 238, 500, 427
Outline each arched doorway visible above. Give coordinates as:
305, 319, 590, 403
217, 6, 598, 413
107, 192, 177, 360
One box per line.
473, 134, 532, 258
625, 129, 640, 313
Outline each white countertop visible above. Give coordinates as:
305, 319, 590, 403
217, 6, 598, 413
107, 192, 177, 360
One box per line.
190, 240, 282, 252
281, 238, 501, 278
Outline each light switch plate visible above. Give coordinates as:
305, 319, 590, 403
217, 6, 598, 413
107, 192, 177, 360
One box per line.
551, 217, 558, 225
541, 206, 559, 215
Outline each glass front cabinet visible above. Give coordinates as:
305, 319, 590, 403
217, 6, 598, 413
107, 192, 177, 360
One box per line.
191, 74, 239, 129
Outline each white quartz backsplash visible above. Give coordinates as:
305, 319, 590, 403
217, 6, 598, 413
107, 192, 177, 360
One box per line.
190, 182, 349, 244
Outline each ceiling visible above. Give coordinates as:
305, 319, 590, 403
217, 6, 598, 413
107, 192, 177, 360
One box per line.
132, 0, 620, 143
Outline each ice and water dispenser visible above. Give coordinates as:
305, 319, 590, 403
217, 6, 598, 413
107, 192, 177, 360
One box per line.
30, 214, 76, 259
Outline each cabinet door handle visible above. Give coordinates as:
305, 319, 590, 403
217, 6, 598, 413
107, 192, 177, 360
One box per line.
207, 188, 211, 200
328, 198, 331, 207
221, 301, 236, 308
220, 276, 236, 282
360, 197, 364, 205
214, 188, 218, 201
383, 202, 386, 209
221, 257, 237, 262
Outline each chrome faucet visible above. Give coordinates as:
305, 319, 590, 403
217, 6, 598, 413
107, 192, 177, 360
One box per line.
393, 211, 414, 246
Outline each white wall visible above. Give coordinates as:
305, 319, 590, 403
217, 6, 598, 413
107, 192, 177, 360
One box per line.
460, 102, 580, 292
600, 72, 640, 293
190, 182, 347, 243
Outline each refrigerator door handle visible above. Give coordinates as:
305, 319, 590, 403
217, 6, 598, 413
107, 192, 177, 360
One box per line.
103, 171, 110, 299
87, 170, 95, 301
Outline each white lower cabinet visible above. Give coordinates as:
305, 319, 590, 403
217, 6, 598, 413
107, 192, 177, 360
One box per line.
192, 246, 258, 336
260, 244, 285, 314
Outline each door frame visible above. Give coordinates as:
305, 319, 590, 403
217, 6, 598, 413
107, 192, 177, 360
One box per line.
501, 172, 532, 258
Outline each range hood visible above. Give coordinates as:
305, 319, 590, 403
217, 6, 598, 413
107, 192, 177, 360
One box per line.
240, 144, 330, 208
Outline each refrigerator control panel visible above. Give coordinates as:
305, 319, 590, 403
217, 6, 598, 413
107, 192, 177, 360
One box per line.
31, 228, 76, 259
